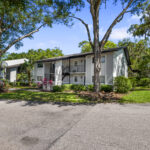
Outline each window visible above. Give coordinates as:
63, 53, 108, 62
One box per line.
74, 76, 78, 82
74, 61, 78, 66
101, 56, 105, 63
37, 76, 43, 81
100, 76, 105, 84
37, 63, 43, 68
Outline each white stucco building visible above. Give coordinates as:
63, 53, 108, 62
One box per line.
0, 58, 28, 82
32, 47, 131, 86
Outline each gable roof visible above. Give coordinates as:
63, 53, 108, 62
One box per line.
37, 47, 131, 65
2, 58, 28, 68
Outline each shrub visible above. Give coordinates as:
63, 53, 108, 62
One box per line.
61, 84, 72, 91
53, 85, 63, 92
71, 84, 86, 92
139, 78, 150, 87
114, 76, 132, 93
129, 77, 137, 88
100, 85, 113, 92
0, 79, 9, 92
86, 84, 94, 92
31, 83, 37, 88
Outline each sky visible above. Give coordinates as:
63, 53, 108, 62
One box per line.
8, 1, 140, 55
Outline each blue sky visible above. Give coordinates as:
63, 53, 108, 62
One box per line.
9, 1, 140, 55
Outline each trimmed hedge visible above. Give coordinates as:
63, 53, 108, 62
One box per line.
114, 76, 132, 93
100, 85, 113, 92
71, 84, 86, 92
53, 85, 64, 92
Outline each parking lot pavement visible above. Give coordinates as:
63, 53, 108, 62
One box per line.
0, 101, 150, 150
0, 101, 92, 150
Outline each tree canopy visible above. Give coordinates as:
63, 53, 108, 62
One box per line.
128, 4, 150, 39
118, 38, 150, 78
79, 40, 117, 53
0, 0, 83, 57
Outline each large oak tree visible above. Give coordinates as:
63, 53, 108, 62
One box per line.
0, 0, 83, 58
71, 0, 148, 92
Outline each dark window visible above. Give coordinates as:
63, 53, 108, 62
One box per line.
74, 76, 78, 82
50, 63, 55, 73
37, 63, 43, 68
74, 61, 78, 66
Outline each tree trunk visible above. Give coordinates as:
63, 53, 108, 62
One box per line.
28, 71, 31, 86
91, 3, 101, 93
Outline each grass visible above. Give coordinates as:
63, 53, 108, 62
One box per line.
0, 90, 92, 104
120, 87, 150, 103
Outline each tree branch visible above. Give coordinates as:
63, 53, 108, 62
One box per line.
70, 16, 94, 49
101, 0, 134, 47
0, 23, 46, 56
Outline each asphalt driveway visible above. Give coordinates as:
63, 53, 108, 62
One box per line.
0, 101, 150, 150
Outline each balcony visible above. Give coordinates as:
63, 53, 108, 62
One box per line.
62, 65, 85, 73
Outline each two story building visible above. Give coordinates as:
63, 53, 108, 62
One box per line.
32, 47, 131, 86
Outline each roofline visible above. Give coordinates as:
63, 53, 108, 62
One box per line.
37, 47, 128, 63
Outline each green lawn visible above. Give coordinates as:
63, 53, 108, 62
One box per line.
0, 90, 92, 104
120, 88, 150, 103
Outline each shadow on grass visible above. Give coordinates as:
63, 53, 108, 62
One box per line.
0, 90, 97, 107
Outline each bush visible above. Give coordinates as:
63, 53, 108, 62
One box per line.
53, 85, 64, 92
139, 78, 150, 87
100, 85, 113, 92
129, 77, 137, 88
86, 85, 94, 92
61, 84, 72, 91
114, 76, 132, 93
0, 79, 9, 92
31, 83, 37, 88
71, 84, 86, 92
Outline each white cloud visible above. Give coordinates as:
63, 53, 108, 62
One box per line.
110, 27, 131, 40
130, 14, 141, 20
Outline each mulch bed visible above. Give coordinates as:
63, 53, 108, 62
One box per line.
79, 91, 125, 101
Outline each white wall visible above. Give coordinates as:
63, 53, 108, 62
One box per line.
55, 60, 62, 85
85, 54, 106, 85
32, 63, 44, 82
113, 49, 128, 79
10, 68, 17, 82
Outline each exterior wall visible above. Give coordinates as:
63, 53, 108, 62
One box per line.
113, 49, 128, 79
10, 68, 17, 82
33, 49, 129, 88
106, 52, 113, 84
32, 63, 44, 82
85, 54, 107, 85
55, 60, 62, 85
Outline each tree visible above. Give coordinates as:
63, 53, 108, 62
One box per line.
71, 0, 147, 92
0, 0, 83, 58
118, 38, 150, 77
79, 40, 117, 53
128, 4, 150, 39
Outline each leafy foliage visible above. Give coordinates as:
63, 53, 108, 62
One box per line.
79, 40, 117, 53
53, 85, 64, 92
100, 85, 113, 92
128, 4, 150, 39
0, 0, 84, 56
114, 76, 132, 93
118, 39, 150, 78
71, 84, 86, 92
139, 78, 150, 87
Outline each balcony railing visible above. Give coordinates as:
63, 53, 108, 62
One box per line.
62, 65, 85, 73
